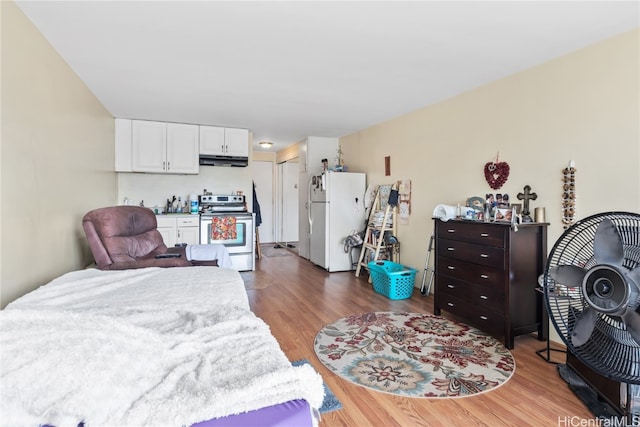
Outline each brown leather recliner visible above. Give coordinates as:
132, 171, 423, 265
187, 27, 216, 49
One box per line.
83, 205, 217, 270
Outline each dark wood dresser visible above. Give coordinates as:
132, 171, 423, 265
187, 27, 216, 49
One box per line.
433, 219, 548, 349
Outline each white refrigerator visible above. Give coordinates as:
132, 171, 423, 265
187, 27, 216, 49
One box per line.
309, 171, 366, 272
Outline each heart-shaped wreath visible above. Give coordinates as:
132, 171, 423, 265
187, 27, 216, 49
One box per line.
484, 161, 510, 190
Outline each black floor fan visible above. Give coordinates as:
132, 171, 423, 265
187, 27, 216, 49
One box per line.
543, 212, 640, 422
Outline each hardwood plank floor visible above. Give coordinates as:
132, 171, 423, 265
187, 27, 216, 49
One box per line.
248, 249, 594, 426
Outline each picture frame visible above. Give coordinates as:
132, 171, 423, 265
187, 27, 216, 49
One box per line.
494, 207, 512, 222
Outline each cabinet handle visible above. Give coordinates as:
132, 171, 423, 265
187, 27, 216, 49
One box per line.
480, 233, 489, 237
447, 229, 455, 233
221, 144, 225, 153
163, 161, 166, 170
447, 302, 454, 307
167, 161, 170, 171
480, 315, 488, 320
447, 247, 455, 251
480, 274, 489, 279
480, 295, 488, 300
480, 253, 488, 258
447, 266, 455, 270
447, 284, 455, 289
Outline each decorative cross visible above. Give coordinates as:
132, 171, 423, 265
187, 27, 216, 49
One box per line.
517, 185, 537, 220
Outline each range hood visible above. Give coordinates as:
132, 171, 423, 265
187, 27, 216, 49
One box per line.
199, 154, 248, 167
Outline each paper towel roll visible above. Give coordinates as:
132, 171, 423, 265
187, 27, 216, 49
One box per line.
432, 204, 459, 222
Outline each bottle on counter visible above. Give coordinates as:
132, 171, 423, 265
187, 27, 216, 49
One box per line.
190, 194, 199, 214
176, 197, 183, 213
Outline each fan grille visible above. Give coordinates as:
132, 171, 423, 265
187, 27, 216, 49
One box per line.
544, 212, 640, 384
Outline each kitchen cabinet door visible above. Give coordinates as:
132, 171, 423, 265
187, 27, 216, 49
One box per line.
199, 125, 225, 156
166, 123, 199, 174
224, 128, 249, 157
132, 120, 167, 173
115, 118, 132, 172
177, 226, 199, 245
158, 218, 177, 248
176, 217, 200, 245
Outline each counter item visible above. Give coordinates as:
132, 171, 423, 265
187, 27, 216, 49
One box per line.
189, 194, 199, 214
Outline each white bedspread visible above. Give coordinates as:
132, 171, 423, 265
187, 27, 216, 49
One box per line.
1, 267, 324, 427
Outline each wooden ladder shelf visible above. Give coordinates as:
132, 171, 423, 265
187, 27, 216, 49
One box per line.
355, 185, 398, 278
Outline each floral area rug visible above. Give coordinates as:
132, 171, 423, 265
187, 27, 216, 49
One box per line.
314, 312, 515, 398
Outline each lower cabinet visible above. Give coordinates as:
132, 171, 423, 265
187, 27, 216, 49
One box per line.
156, 215, 200, 247
433, 219, 548, 349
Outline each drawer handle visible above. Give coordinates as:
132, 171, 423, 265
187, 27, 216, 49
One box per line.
447, 247, 455, 251
480, 274, 489, 279
447, 284, 455, 289
480, 315, 488, 320
480, 233, 489, 237
447, 229, 455, 233
448, 266, 455, 270
480, 295, 488, 300
447, 302, 454, 307
480, 253, 488, 258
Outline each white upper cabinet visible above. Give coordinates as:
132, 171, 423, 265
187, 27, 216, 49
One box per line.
166, 123, 200, 174
131, 120, 199, 174
115, 118, 133, 172
200, 125, 249, 157
224, 128, 249, 157
199, 126, 225, 156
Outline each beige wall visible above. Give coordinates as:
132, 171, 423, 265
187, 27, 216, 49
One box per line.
1, 2, 117, 308
341, 29, 639, 279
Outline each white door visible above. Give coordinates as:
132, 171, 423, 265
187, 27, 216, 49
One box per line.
252, 161, 274, 243
280, 161, 299, 243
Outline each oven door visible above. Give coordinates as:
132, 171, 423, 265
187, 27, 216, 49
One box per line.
200, 215, 251, 252
200, 214, 255, 271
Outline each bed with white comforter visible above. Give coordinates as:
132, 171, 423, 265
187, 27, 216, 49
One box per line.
0, 267, 324, 427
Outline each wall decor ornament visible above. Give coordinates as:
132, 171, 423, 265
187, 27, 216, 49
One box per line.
562, 160, 576, 229
484, 154, 510, 190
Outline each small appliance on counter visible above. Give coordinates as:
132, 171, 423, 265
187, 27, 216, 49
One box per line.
199, 194, 255, 271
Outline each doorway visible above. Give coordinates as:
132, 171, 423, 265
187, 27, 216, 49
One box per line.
276, 159, 299, 252
252, 161, 275, 243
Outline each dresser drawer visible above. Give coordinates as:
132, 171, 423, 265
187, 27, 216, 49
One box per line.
437, 275, 504, 312
437, 292, 504, 334
436, 220, 506, 248
437, 238, 505, 269
437, 256, 506, 286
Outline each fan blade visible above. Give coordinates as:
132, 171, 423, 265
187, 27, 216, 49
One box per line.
621, 308, 640, 346
571, 306, 597, 347
549, 265, 586, 286
594, 218, 624, 266
628, 266, 640, 294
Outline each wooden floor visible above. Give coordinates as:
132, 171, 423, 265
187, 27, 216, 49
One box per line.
248, 248, 594, 427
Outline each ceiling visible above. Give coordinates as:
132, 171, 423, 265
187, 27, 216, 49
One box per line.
15, 1, 639, 152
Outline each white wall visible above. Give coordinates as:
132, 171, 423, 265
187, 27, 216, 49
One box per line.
341, 29, 639, 278
1, 2, 117, 308
117, 165, 253, 213
340, 29, 639, 344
